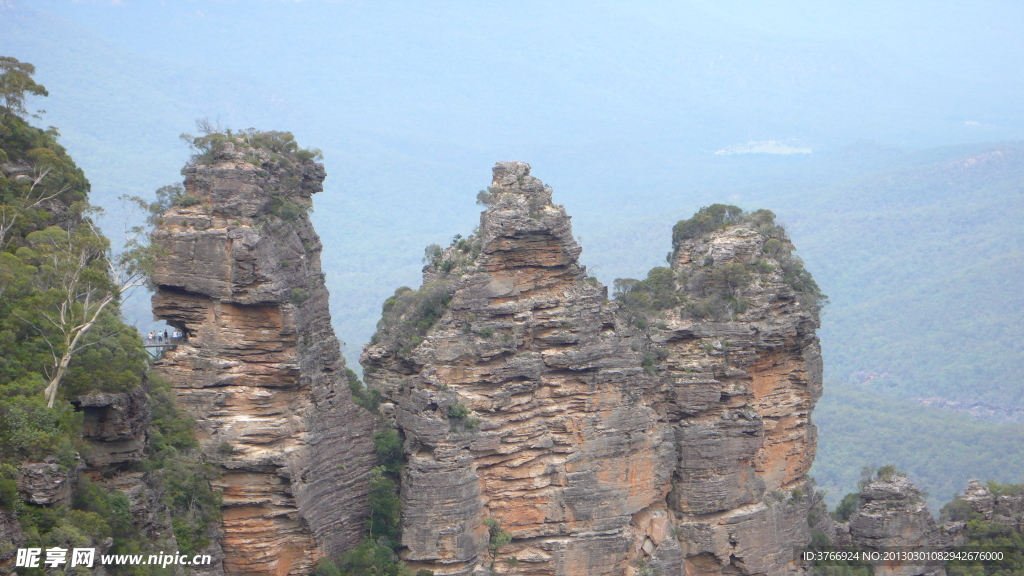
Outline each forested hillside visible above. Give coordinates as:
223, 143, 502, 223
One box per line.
791, 145, 1024, 410
0, 57, 216, 572
813, 385, 1024, 508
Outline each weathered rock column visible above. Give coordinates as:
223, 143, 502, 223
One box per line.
652, 218, 824, 576
151, 139, 376, 575
363, 162, 671, 575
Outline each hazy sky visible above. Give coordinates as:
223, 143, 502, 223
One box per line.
3, 0, 1022, 364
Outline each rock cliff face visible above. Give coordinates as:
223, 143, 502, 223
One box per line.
361, 162, 823, 576
151, 141, 377, 575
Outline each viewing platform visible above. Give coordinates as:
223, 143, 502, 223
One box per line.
142, 335, 188, 359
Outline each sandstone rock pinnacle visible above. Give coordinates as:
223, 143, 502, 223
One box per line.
151, 137, 377, 575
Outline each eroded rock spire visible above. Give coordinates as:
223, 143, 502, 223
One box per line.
151, 135, 377, 575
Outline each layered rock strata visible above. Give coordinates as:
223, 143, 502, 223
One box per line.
361, 162, 823, 576
72, 388, 150, 466
833, 473, 953, 576
151, 141, 376, 575
17, 459, 81, 506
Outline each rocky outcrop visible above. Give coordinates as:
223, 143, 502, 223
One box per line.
66, 383, 180, 565
0, 508, 30, 575
834, 473, 951, 576
17, 459, 81, 506
361, 162, 823, 576
72, 388, 150, 466
961, 480, 1024, 531
0, 509, 25, 570
151, 138, 377, 575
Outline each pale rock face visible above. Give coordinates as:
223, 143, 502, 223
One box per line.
362, 162, 823, 576
151, 143, 377, 575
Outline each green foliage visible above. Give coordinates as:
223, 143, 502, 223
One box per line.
614, 266, 680, 313
315, 539, 413, 576
940, 498, 984, 523
0, 104, 147, 456
14, 463, 194, 575
372, 281, 454, 357
374, 428, 404, 475
483, 517, 513, 570
367, 424, 405, 545
290, 288, 311, 305
143, 373, 221, 557
60, 324, 148, 397
641, 351, 657, 375
664, 205, 827, 320
0, 56, 48, 118
347, 368, 383, 414
176, 193, 202, 207
448, 401, 471, 420
422, 233, 482, 275
316, 404, 410, 574
145, 373, 198, 458
160, 442, 221, 556
617, 206, 825, 324
0, 377, 80, 466
833, 492, 860, 521
0, 463, 20, 509
296, 148, 322, 162
681, 294, 749, 321
366, 466, 401, 545
180, 123, 322, 168
875, 464, 900, 481
711, 262, 751, 291
947, 516, 1024, 576
0, 65, 214, 569
671, 203, 744, 246
1, 106, 90, 249
1, 165, 151, 407
268, 195, 310, 221
988, 482, 1024, 498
